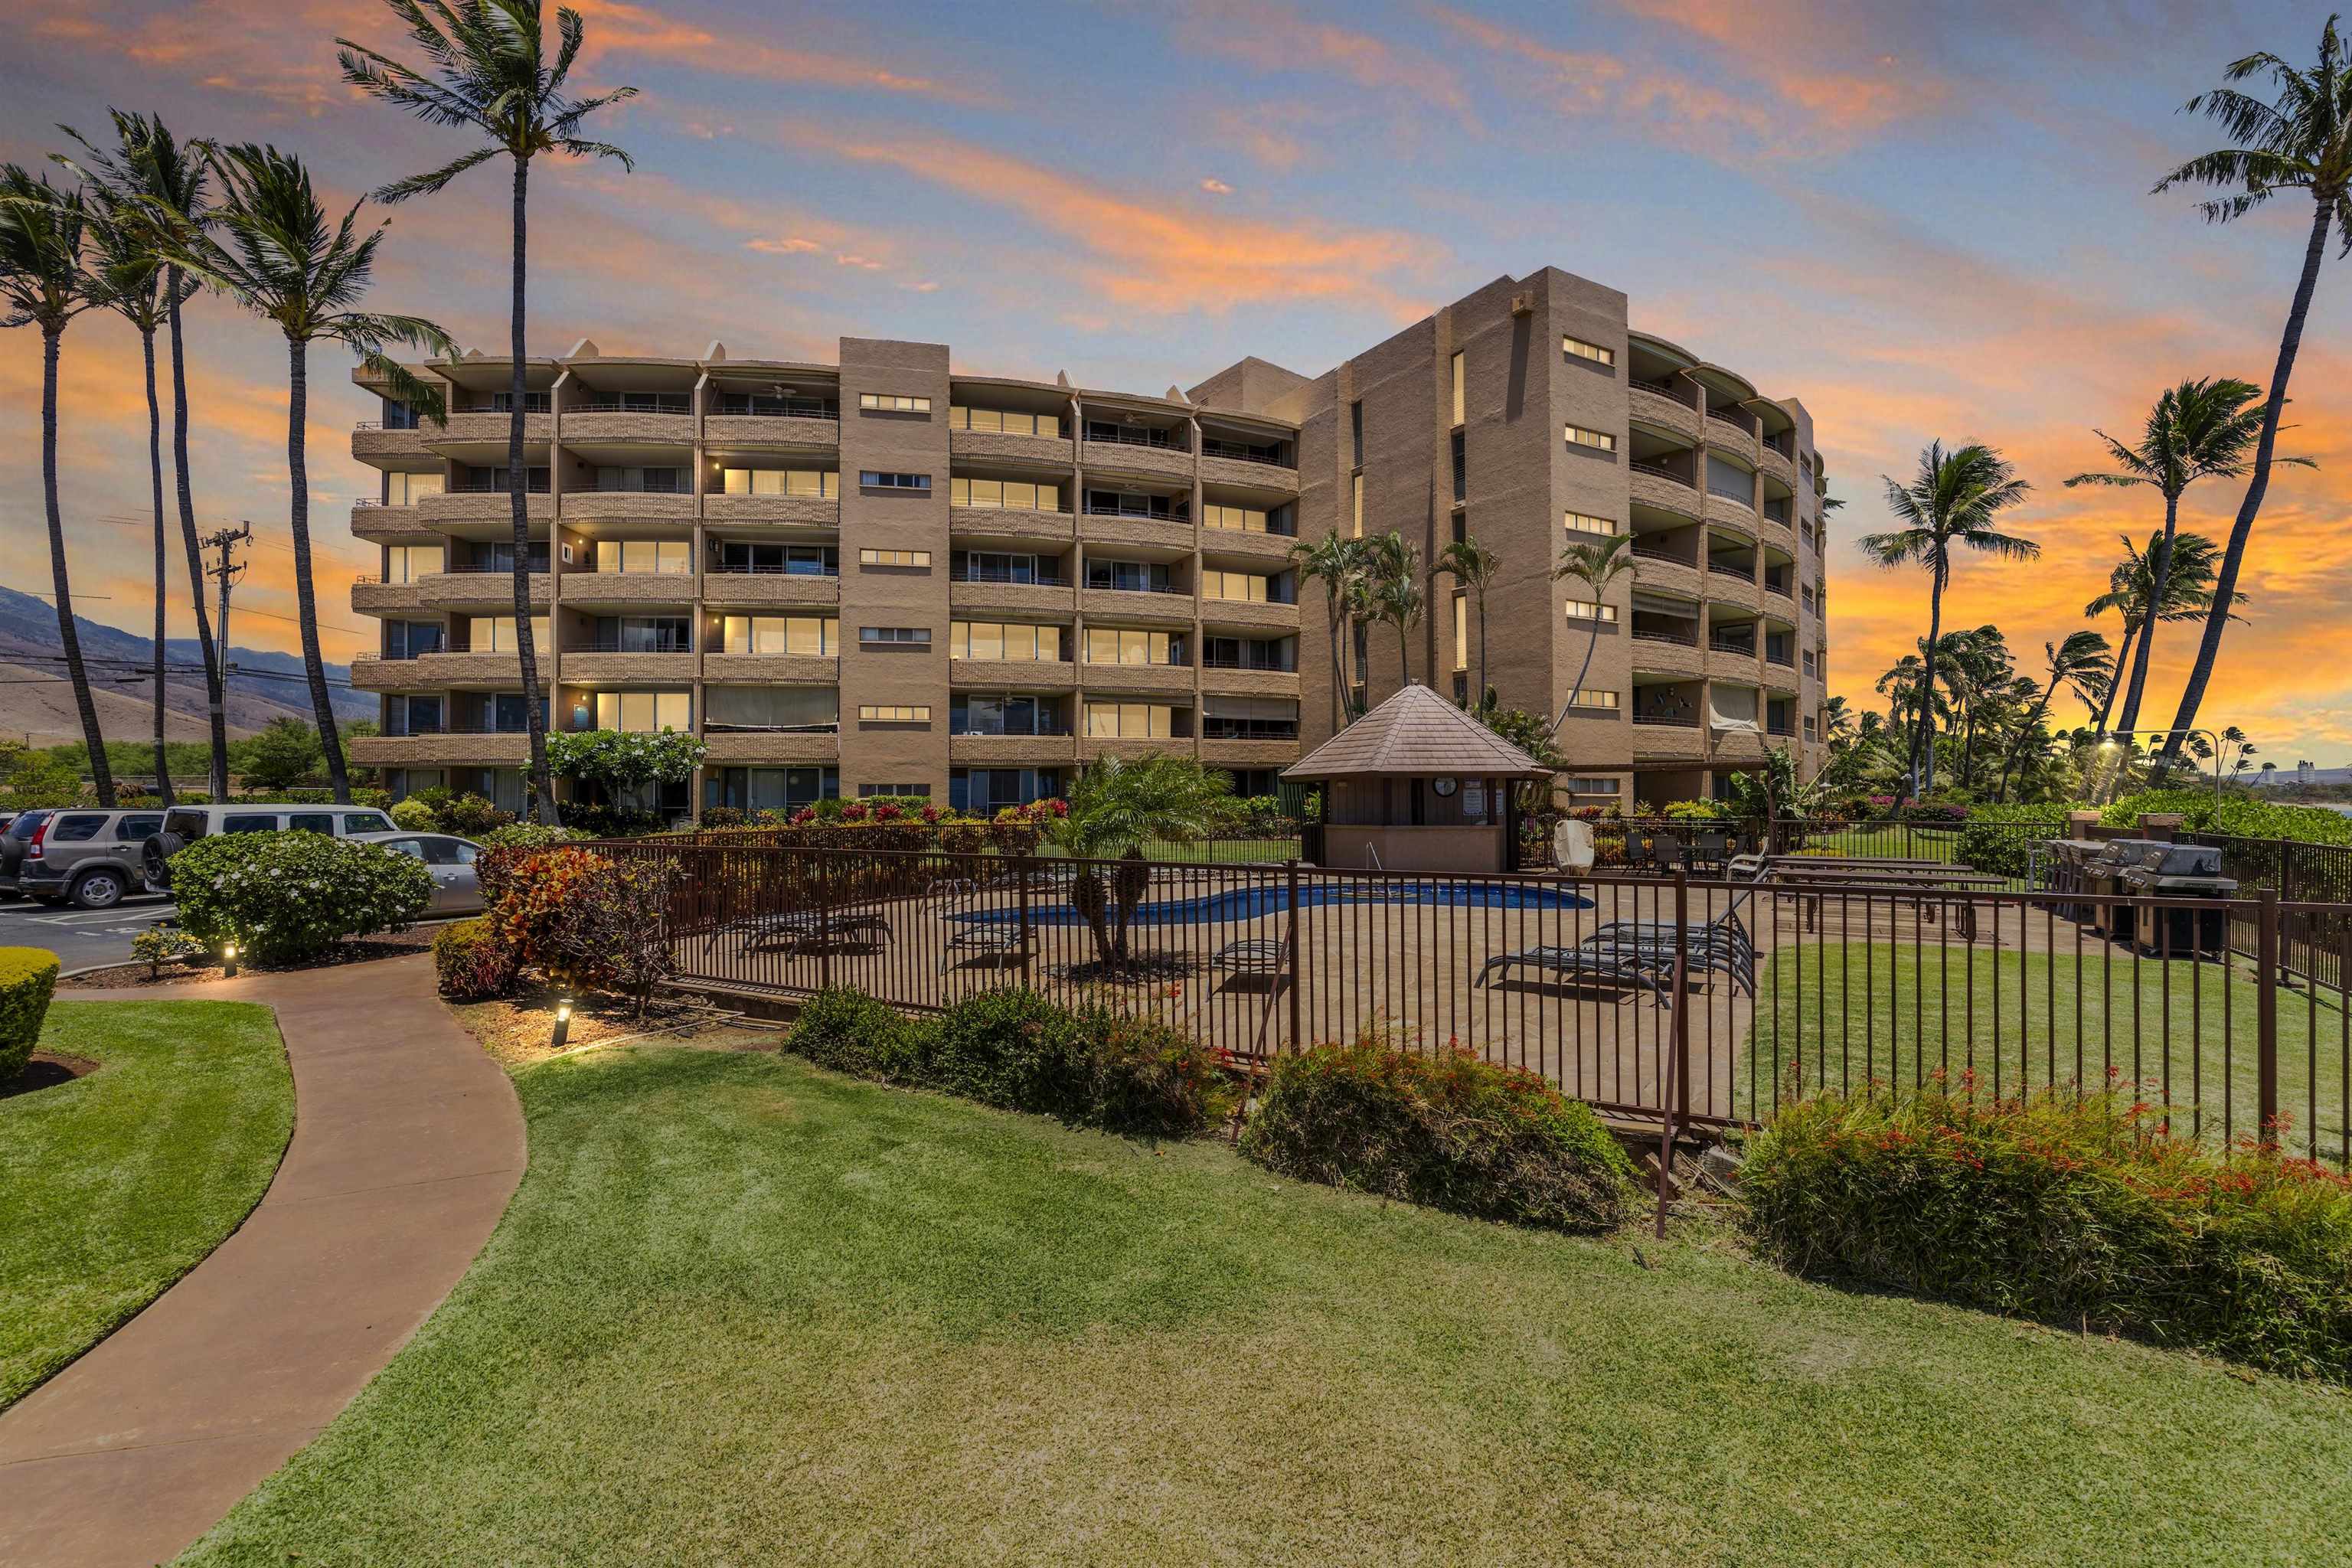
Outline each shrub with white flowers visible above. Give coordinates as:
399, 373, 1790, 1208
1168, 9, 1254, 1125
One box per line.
544, 728, 707, 795
169, 831, 433, 966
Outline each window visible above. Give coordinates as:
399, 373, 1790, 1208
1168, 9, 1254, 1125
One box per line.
949, 407, 1060, 437
1200, 570, 1270, 602
859, 548, 930, 569
858, 782, 933, 798
714, 390, 837, 418
1563, 511, 1617, 536
1088, 559, 1172, 593
1563, 599, 1619, 622
704, 766, 838, 812
952, 550, 1050, 584
343, 811, 394, 834
384, 472, 443, 505
1563, 335, 1615, 368
704, 686, 836, 731
587, 615, 690, 653
288, 812, 335, 835
1566, 688, 1621, 710
1351, 473, 1364, 537
859, 625, 931, 647
475, 390, 551, 413
1563, 776, 1622, 797
594, 539, 691, 574
1449, 351, 1465, 426
1450, 430, 1465, 502
1083, 627, 1180, 666
1201, 502, 1269, 533
591, 691, 691, 733
858, 393, 931, 413
465, 616, 549, 653
1803, 715, 1818, 738
1085, 701, 1174, 738
1201, 697, 1297, 740
51, 813, 107, 842
710, 541, 836, 576
720, 467, 836, 498
952, 694, 1061, 736
948, 477, 1060, 511
221, 814, 279, 835
1083, 489, 1182, 521
116, 814, 164, 841
1565, 424, 1617, 453
1452, 594, 1468, 671
1349, 400, 1364, 466
858, 704, 931, 723
860, 471, 930, 492
718, 615, 837, 655
384, 544, 444, 582
949, 621, 1063, 661
949, 767, 1061, 813
593, 466, 688, 494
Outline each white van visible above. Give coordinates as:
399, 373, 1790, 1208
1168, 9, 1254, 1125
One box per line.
141, 803, 398, 893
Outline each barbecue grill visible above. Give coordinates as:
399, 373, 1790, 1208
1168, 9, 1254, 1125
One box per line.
2115, 842, 2237, 957
2082, 838, 2171, 942
2040, 838, 2110, 916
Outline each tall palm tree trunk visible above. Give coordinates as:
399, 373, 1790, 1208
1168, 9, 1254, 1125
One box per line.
2115, 495, 2178, 736
284, 335, 350, 802
2164, 198, 2335, 759
1475, 593, 1489, 707
2092, 619, 2137, 739
509, 155, 558, 824
1996, 681, 2056, 802
1913, 569, 1945, 796
168, 277, 229, 799
140, 324, 174, 806
43, 326, 115, 805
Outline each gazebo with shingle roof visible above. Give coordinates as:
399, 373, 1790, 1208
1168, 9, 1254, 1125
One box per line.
1282, 683, 1552, 872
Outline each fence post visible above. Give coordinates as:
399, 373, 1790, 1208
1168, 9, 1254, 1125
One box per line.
1285, 857, 1303, 1054
1018, 852, 1034, 986
2257, 886, 2280, 1143
818, 854, 835, 994
1655, 868, 1691, 1240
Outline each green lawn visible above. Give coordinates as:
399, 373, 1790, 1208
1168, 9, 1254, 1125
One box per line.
2, 1001, 292, 1410
1738, 942, 2350, 1158
182, 1044, 2347, 1566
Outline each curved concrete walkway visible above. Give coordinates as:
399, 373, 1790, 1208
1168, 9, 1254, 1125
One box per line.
0, 955, 525, 1568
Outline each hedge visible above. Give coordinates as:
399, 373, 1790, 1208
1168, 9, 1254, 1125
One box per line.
1239, 1039, 1640, 1233
785, 986, 1219, 1137
168, 833, 433, 966
1741, 1080, 2352, 1381
433, 917, 518, 1001
0, 947, 60, 1083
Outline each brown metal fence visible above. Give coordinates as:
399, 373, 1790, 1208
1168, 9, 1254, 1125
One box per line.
591, 840, 2352, 1172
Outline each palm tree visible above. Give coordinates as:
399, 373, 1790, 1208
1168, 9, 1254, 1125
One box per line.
2063, 377, 2305, 735
0, 167, 114, 805
1998, 630, 2112, 801
1435, 533, 1501, 708
2082, 531, 2238, 739
1292, 532, 1370, 728
71, 139, 197, 805
2153, 17, 2352, 760
1051, 755, 1234, 969
1860, 441, 2037, 795
164, 144, 451, 804
1364, 531, 1422, 692
60, 113, 231, 800
340, 0, 639, 825
1550, 532, 1632, 733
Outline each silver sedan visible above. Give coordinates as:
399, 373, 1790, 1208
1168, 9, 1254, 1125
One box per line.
348, 831, 485, 915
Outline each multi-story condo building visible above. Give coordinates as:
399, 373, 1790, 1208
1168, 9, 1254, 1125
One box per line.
347, 269, 1826, 818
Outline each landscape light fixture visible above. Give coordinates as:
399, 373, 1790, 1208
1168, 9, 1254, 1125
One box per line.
552, 997, 574, 1050
221, 942, 239, 978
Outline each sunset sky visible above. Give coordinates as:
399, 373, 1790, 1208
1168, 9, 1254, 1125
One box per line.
4, 1, 2349, 762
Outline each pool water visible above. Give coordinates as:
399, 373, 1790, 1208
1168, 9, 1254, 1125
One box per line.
955, 880, 1595, 928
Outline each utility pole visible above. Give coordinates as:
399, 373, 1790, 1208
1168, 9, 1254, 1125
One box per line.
201, 523, 250, 798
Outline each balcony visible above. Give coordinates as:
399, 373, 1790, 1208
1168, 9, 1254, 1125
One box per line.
1704, 405, 1756, 443
1199, 664, 1298, 698
699, 652, 839, 684
700, 571, 841, 608
350, 501, 439, 542
1081, 586, 1195, 626
1078, 662, 1193, 696
700, 730, 841, 765
423, 410, 552, 449
557, 572, 701, 607
349, 731, 531, 766
950, 658, 1077, 692
351, 423, 431, 465
1200, 737, 1299, 768
419, 488, 553, 523
1628, 383, 1701, 441
949, 505, 1074, 547
564, 484, 694, 521
1080, 433, 1193, 484
704, 492, 838, 529
562, 403, 694, 445
349, 650, 525, 691
1197, 436, 1298, 490
1080, 735, 1195, 763
1629, 627, 1701, 678
420, 568, 551, 609
948, 424, 1073, 468
949, 731, 1079, 766
1197, 596, 1300, 634
351, 579, 423, 616
950, 572, 1073, 618
1080, 510, 1192, 554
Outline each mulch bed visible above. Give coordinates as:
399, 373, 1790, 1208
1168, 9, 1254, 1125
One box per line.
59, 929, 436, 991
446, 979, 780, 1071
2, 1051, 100, 1101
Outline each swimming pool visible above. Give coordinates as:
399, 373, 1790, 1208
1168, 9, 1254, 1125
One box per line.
954, 880, 1595, 928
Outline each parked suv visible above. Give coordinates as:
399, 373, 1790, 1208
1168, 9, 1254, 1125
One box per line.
141, 804, 398, 893
5, 808, 168, 908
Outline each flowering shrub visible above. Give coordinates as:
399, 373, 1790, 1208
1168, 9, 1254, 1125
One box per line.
168, 831, 432, 965
1742, 1078, 2352, 1381
784, 986, 1217, 1136
130, 926, 207, 978
1240, 1037, 1639, 1233
433, 916, 518, 1001
545, 728, 707, 793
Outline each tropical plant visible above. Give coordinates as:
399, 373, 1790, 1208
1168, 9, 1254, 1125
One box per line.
544, 728, 706, 797
2154, 17, 2352, 762
239, 717, 325, 790
1050, 754, 1234, 969
60, 115, 232, 799
1860, 441, 2037, 795
1435, 533, 1501, 707
0, 166, 113, 804
162, 143, 452, 805
1550, 531, 1632, 733
1364, 531, 1423, 691
2064, 377, 2305, 735
2082, 531, 2236, 742
1290, 531, 1371, 728
168, 831, 433, 965
0, 947, 61, 1084
341, 0, 640, 826
1995, 630, 2112, 802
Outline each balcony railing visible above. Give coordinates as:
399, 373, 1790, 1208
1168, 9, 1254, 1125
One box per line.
1631, 541, 1692, 565
1766, 721, 1796, 737
443, 560, 547, 573
1085, 426, 1185, 452
1632, 626, 1697, 646
1083, 501, 1187, 522
952, 567, 1067, 586
1709, 635, 1758, 655
568, 636, 692, 654
1706, 482, 1754, 507
1709, 560, 1756, 582
704, 563, 838, 577
1766, 649, 1797, 668
449, 480, 550, 494
1202, 655, 1295, 671
711, 397, 838, 419
1706, 406, 1754, 433
1633, 710, 1700, 727
949, 723, 1073, 737
1086, 582, 1189, 597
1203, 720, 1299, 741
570, 400, 690, 415
1631, 376, 1686, 400
1630, 460, 1692, 485
702, 720, 841, 734
1199, 438, 1292, 467
580, 479, 690, 494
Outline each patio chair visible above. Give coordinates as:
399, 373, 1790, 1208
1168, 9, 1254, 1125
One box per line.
1650, 831, 1685, 873
1690, 830, 1733, 874
1551, 819, 1596, 877
939, 923, 1031, 974
1213, 937, 1289, 975
1475, 942, 1672, 1004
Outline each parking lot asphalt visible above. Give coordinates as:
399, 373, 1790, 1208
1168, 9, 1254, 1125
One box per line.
0, 894, 181, 972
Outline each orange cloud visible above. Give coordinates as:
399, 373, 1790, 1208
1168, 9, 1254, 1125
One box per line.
567, 0, 997, 106
1605, 0, 1942, 136
1187, 0, 1478, 129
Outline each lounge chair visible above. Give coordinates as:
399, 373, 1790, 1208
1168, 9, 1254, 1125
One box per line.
1475, 942, 1672, 1004
1212, 937, 1289, 975
743, 908, 892, 954
939, 923, 1031, 973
